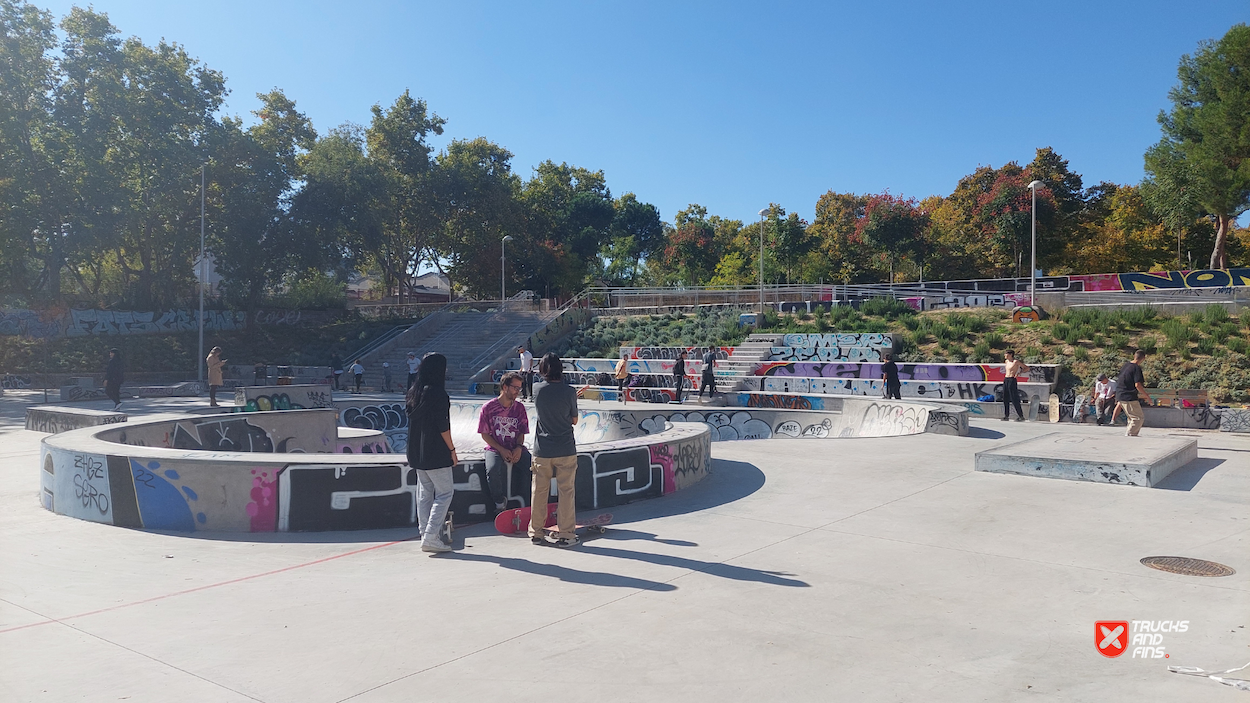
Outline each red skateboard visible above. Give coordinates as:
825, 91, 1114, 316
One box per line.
494, 503, 559, 535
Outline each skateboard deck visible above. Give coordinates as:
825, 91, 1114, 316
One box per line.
1072, 394, 1088, 423
1027, 394, 1040, 421
494, 503, 559, 535
544, 512, 613, 536
440, 511, 454, 545
1048, 393, 1060, 423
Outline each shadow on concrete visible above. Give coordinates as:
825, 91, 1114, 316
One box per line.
449, 552, 678, 591
1154, 458, 1226, 491
578, 543, 809, 587
966, 427, 1007, 440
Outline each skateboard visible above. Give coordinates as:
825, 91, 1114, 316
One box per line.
1027, 394, 1040, 421
439, 511, 454, 545
1072, 394, 1088, 423
544, 512, 613, 537
1048, 393, 1060, 423
494, 503, 559, 535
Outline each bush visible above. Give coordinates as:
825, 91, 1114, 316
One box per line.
1160, 319, 1193, 344
973, 340, 991, 360
860, 296, 916, 318
1138, 335, 1158, 353
985, 332, 1005, 349
1228, 337, 1249, 354
1073, 346, 1089, 361
1110, 333, 1129, 349
1196, 336, 1217, 355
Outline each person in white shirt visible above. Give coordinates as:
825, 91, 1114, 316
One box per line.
518, 345, 535, 400
1092, 374, 1116, 426
350, 359, 365, 393
382, 361, 392, 393
406, 352, 419, 390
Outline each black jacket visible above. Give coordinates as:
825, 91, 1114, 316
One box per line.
406, 387, 453, 470
105, 356, 124, 386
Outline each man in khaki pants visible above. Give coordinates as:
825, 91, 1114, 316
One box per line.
530, 353, 581, 547
1114, 349, 1150, 437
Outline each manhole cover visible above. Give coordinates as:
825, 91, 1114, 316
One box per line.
1140, 556, 1235, 577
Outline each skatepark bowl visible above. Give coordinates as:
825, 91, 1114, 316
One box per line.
37, 396, 966, 534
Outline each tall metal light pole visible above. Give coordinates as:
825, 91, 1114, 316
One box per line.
198, 165, 206, 383
501, 235, 513, 308
1026, 180, 1043, 306
758, 208, 768, 317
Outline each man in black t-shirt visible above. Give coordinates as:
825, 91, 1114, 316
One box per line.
672, 351, 687, 404
531, 353, 580, 547
698, 349, 717, 403
881, 353, 901, 399
1114, 349, 1149, 437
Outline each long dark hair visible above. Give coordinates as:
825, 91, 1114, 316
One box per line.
406, 352, 447, 414
538, 352, 562, 382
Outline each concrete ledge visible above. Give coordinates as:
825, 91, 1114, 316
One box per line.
1219, 408, 1250, 433
25, 406, 127, 433
975, 432, 1197, 487
234, 384, 334, 411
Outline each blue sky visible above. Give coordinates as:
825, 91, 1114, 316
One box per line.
35, 0, 1250, 226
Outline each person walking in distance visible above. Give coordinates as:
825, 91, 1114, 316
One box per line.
672, 350, 687, 404
531, 353, 580, 547
614, 353, 632, 404
350, 359, 364, 393
1092, 373, 1116, 426
1001, 350, 1029, 421
406, 353, 457, 553
253, 361, 266, 386
518, 345, 534, 401
698, 348, 717, 403
478, 371, 532, 516
330, 352, 344, 391
381, 361, 393, 393
206, 347, 226, 407
1114, 350, 1150, 437
104, 348, 124, 411
405, 352, 419, 390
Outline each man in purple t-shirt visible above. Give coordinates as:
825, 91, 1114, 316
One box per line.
478, 370, 532, 514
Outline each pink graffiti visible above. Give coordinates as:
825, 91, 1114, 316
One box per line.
649, 444, 676, 494
246, 469, 277, 531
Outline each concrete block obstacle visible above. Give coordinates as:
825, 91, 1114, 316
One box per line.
59, 381, 204, 402
234, 384, 334, 411
974, 432, 1198, 487
25, 406, 127, 434
1219, 408, 1250, 433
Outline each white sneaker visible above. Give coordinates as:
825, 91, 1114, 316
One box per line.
421, 539, 452, 553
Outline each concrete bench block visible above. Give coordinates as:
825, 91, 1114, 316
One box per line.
975, 432, 1197, 487
26, 406, 127, 434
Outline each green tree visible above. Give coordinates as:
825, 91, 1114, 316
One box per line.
437, 137, 521, 298
1145, 24, 1250, 269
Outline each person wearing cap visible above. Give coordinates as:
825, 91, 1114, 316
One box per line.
1092, 373, 1116, 425
104, 348, 124, 410
406, 352, 419, 390
206, 346, 226, 407
350, 359, 365, 393
382, 361, 393, 393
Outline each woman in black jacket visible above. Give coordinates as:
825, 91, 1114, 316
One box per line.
406, 353, 457, 553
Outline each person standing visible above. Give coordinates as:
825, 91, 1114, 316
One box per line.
1001, 350, 1029, 422
406, 352, 457, 553
531, 353, 580, 548
206, 347, 226, 407
104, 348, 124, 411
698, 349, 717, 403
382, 361, 393, 393
1092, 373, 1116, 425
478, 371, 532, 516
881, 352, 901, 400
253, 361, 267, 386
518, 345, 535, 401
1114, 350, 1150, 437
330, 352, 344, 391
406, 352, 419, 390
350, 359, 365, 393
614, 353, 632, 404
672, 350, 687, 404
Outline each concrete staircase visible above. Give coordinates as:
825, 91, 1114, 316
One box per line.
356, 309, 557, 393
718, 333, 780, 389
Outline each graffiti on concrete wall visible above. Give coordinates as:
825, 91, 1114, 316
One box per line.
278, 463, 415, 531
26, 407, 126, 433
173, 417, 276, 453
340, 403, 409, 452
769, 346, 884, 362
781, 333, 895, 350
1219, 409, 1250, 433
2, 373, 32, 388
0, 307, 247, 339
1081, 268, 1250, 291
620, 346, 732, 361
755, 361, 1056, 384
901, 293, 1028, 311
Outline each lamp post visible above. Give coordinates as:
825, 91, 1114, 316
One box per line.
758, 208, 768, 317
501, 235, 513, 308
198, 164, 206, 383
1026, 180, 1044, 306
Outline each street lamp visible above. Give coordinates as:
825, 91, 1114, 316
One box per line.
198, 164, 206, 383
758, 208, 768, 317
1026, 180, 1044, 306
501, 235, 513, 308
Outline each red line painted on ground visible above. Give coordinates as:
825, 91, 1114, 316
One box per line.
0, 538, 413, 635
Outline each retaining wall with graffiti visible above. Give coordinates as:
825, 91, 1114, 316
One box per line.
0, 307, 332, 340
754, 361, 1058, 385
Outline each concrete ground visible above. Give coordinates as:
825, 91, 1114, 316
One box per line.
1, 390, 1247, 702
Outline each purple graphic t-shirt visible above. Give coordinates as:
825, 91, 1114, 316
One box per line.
476, 398, 529, 453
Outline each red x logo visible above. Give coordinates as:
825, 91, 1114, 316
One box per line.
1096, 621, 1129, 657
